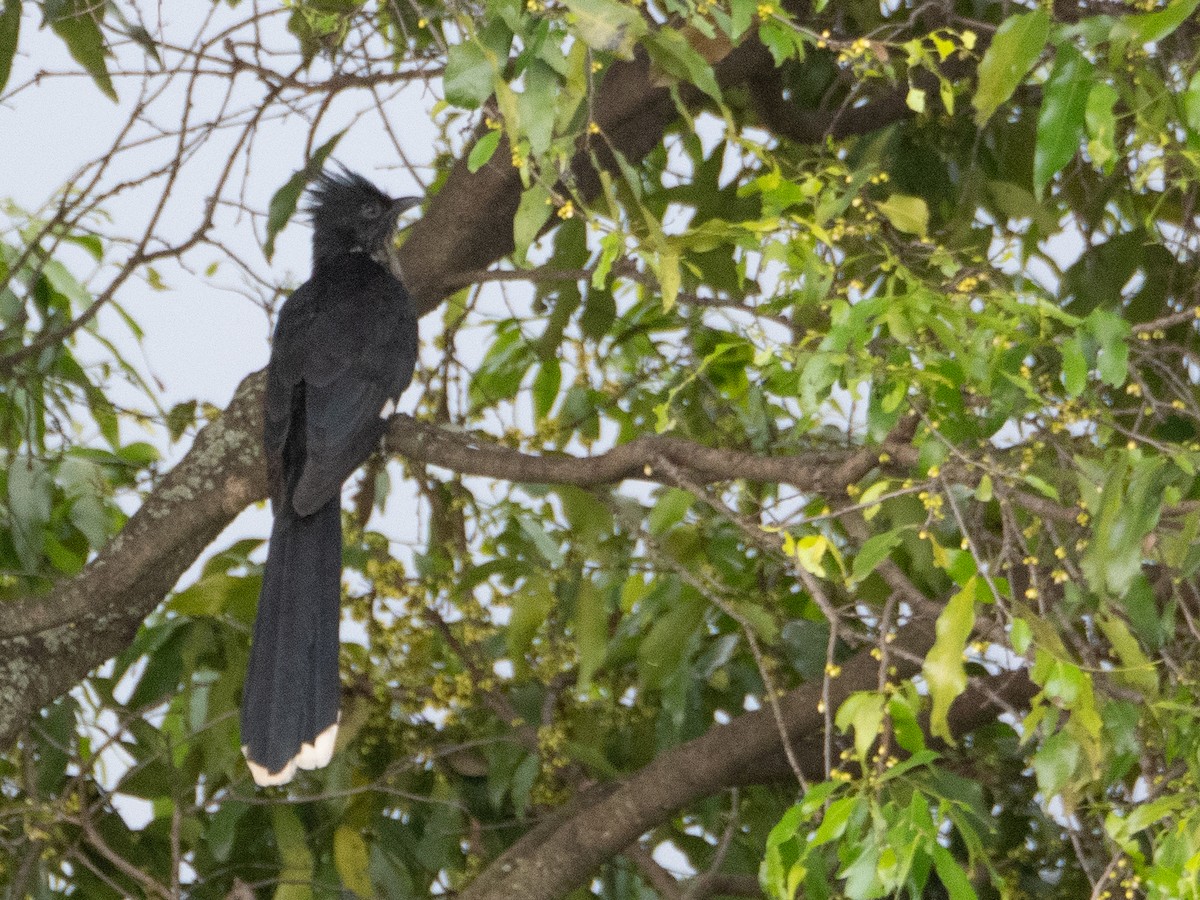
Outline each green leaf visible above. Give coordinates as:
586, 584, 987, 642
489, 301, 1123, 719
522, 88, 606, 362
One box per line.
123, 22, 161, 66
444, 39, 495, 108
1096, 614, 1158, 698
1022, 473, 1059, 501
939, 78, 955, 115
166, 399, 197, 442
271, 806, 314, 900
562, 0, 647, 59
1038, 656, 1085, 708
841, 838, 882, 899
518, 60, 558, 156
334, 826, 374, 899
1106, 794, 1185, 846
532, 357, 561, 419
1183, 71, 1200, 133
117, 441, 159, 467
467, 129, 502, 173
637, 593, 704, 690
575, 579, 607, 688
762, 804, 807, 900
791, 534, 828, 577
469, 322, 537, 412
506, 579, 555, 666
519, 514, 563, 566
859, 479, 890, 519
1085, 82, 1119, 173
781, 619, 830, 680
69, 494, 108, 548
510, 752, 540, 816
8, 456, 52, 571
557, 485, 614, 544
263, 129, 346, 260
758, 20, 805, 65
1010, 617, 1031, 654
931, 845, 978, 900
657, 246, 681, 311
812, 795, 859, 846
45, 0, 116, 100
41, 259, 91, 309
730, 0, 755, 41
1080, 454, 1148, 596
0, 0, 20, 95
65, 231, 103, 261
168, 572, 259, 617
591, 231, 624, 289
1032, 728, 1080, 798
851, 527, 904, 584
1124, 0, 1200, 43
798, 781, 839, 817
513, 182, 552, 262
206, 801, 248, 863
1086, 308, 1129, 387
835, 691, 887, 761
644, 27, 722, 103
922, 577, 976, 744
974, 474, 993, 502
876, 194, 928, 237
1061, 336, 1087, 397
888, 695, 927, 754
906, 86, 926, 114
1033, 45, 1093, 197
972, 9, 1049, 125
649, 487, 694, 535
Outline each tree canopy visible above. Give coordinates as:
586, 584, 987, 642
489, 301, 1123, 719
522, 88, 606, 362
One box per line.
2, 0, 1200, 897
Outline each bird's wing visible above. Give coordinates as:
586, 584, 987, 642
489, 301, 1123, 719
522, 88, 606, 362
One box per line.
264, 281, 319, 506
291, 275, 418, 516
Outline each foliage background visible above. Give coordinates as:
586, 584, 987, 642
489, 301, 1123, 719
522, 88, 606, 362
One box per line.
1, 0, 1200, 897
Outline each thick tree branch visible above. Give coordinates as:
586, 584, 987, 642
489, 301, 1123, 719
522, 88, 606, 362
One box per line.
0, 398, 903, 644
456, 624, 1035, 900
0, 379, 915, 752
383, 413, 910, 496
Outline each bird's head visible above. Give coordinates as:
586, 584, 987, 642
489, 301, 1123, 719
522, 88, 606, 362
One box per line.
306, 166, 421, 262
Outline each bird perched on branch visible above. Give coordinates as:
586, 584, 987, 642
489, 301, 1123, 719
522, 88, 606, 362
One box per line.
241, 167, 420, 786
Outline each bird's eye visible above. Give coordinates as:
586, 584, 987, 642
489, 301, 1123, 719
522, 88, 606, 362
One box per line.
360, 201, 383, 219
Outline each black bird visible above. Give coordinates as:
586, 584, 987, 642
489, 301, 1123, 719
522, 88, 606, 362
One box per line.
241, 168, 420, 786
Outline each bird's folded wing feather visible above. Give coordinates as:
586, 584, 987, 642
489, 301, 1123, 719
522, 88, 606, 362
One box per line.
291, 281, 416, 515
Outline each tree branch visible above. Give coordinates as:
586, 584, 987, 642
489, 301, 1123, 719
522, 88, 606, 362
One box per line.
455, 625, 1035, 900
0, 391, 909, 644
0, 376, 917, 761
0, 371, 266, 744
383, 413, 908, 497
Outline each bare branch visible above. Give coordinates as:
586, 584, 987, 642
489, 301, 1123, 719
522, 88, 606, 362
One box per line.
384, 413, 900, 496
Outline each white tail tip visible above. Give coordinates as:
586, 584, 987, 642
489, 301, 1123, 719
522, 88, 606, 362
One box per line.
242, 716, 340, 787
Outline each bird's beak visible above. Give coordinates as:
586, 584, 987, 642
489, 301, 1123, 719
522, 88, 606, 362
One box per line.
391, 196, 422, 217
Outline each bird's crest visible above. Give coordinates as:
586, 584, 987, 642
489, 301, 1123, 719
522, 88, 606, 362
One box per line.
304, 164, 413, 261
304, 164, 393, 221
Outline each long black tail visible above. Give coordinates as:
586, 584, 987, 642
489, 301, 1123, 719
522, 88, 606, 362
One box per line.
241, 496, 342, 786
